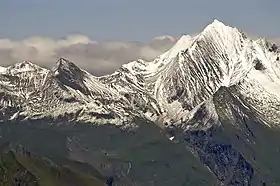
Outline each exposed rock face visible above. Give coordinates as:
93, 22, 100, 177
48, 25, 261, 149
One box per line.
54, 58, 92, 95
184, 127, 254, 185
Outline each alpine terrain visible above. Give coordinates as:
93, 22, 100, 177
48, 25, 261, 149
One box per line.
0, 20, 280, 185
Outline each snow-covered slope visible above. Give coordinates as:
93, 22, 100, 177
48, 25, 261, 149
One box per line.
100, 20, 280, 127
0, 59, 134, 125
0, 66, 6, 73
0, 20, 280, 129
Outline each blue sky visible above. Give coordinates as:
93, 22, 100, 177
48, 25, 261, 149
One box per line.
0, 0, 279, 41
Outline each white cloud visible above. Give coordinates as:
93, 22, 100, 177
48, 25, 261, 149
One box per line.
0, 33, 278, 76
0, 35, 176, 76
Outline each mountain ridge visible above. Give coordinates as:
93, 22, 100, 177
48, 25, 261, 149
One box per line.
1, 19, 280, 185
0, 20, 280, 127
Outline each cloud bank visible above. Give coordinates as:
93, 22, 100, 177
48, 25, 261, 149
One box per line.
0, 35, 177, 76
0, 34, 279, 76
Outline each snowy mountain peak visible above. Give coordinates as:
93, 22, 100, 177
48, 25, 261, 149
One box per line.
210, 19, 227, 27
55, 58, 77, 71
167, 35, 194, 56
52, 58, 95, 95
116, 19, 280, 125
199, 19, 242, 41
56, 57, 72, 65
205, 19, 234, 31
5, 61, 48, 74
53, 58, 88, 79
10, 61, 38, 68
0, 66, 6, 73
